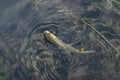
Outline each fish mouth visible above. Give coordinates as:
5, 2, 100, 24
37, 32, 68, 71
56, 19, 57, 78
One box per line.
43, 31, 50, 38
44, 30, 50, 34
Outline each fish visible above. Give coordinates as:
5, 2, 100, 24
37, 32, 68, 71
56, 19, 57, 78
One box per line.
43, 30, 95, 54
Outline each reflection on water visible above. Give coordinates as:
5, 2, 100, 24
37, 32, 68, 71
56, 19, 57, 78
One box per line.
0, 0, 120, 80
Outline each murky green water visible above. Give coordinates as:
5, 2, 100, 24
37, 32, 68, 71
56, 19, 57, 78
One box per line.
0, 0, 120, 80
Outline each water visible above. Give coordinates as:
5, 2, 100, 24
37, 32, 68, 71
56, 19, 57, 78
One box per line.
0, 0, 120, 80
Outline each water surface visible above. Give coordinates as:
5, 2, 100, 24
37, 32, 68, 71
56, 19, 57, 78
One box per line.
0, 0, 120, 80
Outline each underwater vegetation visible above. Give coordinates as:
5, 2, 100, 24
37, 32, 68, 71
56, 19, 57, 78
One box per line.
0, 0, 120, 80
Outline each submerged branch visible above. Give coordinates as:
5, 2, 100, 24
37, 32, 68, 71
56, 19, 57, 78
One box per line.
71, 15, 120, 58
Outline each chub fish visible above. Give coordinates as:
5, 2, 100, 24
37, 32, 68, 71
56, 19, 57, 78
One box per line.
43, 31, 94, 54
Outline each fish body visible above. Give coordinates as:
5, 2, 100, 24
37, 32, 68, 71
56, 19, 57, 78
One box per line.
43, 31, 94, 54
